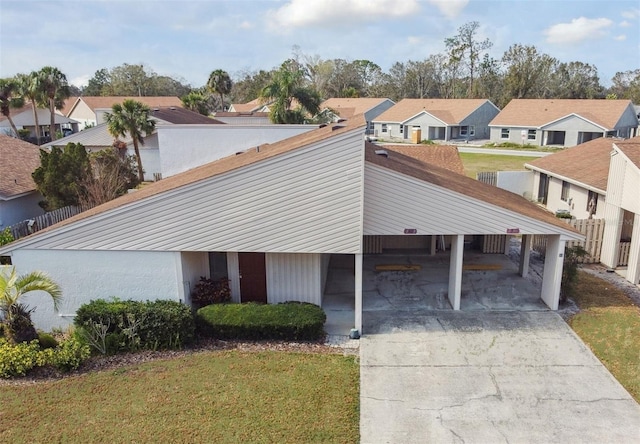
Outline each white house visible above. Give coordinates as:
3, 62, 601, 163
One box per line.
0, 117, 582, 334
489, 99, 639, 147
601, 138, 640, 285
0, 135, 45, 229
372, 99, 500, 142
0, 105, 80, 140
319, 98, 395, 133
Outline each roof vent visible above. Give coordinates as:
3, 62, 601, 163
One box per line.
375, 149, 389, 158
331, 124, 345, 131
170, 107, 176, 110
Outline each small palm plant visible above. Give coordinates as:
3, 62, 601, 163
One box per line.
0, 267, 61, 344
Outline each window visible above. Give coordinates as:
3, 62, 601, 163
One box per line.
587, 191, 598, 215
501, 128, 509, 139
561, 181, 570, 201
460, 126, 476, 137
528, 129, 536, 140
400, 125, 403, 134
381, 123, 387, 133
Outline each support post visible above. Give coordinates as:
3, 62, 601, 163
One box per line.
626, 213, 640, 285
355, 253, 363, 335
448, 235, 464, 310
601, 204, 624, 268
519, 235, 532, 277
430, 235, 437, 255
541, 235, 566, 310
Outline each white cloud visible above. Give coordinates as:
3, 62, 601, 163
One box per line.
614, 34, 627, 41
266, 0, 420, 31
619, 20, 631, 27
70, 74, 91, 88
239, 20, 253, 30
426, 0, 469, 19
544, 17, 613, 44
621, 9, 640, 19
407, 36, 422, 45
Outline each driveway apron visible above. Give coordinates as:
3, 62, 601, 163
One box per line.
360, 310, 640, 443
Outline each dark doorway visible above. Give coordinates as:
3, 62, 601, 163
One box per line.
238, 252, 267, 303
538, 173, 549, 205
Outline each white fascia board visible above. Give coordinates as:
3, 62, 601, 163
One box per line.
402, 110, 448, 126
540, 113, 609, 131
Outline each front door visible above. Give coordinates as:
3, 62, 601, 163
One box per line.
238, 252, 267, 303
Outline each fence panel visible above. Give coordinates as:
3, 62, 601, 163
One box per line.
7, 204, 91, 242
618, 242, 631, 266
532, 218, 605, 263
476, 171, 497, 186
482, 235, 506, 253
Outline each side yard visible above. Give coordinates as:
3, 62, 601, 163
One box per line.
459, 152, 538, 178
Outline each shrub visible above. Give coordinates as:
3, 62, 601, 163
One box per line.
197, 302, 326, 341
0, 339, 41, 378
38, 332, 59, 349
75, 299, 195, 354
191, 277, 231, 307
46, 337, 91, 372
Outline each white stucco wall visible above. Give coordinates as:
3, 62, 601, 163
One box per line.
157, 125, 317, 177
126, 133, 161, 181
9, 249, 182, 332
180, 251, 209, 305
0, 193, 45, 229
496, 171, 534, 199
532, 171, 606, 219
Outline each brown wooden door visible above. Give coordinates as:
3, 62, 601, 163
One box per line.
238, 253, 267, 303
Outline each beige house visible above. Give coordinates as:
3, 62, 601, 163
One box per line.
490, 99, 639, 147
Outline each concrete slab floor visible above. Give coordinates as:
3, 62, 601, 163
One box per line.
361, 311, 640, 444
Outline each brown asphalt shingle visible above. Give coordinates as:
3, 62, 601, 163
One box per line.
73, 96, 183, 112
380, 144, 465, 175
0, 135, 41, 199
490, 99, 634, 129
615, 139, 640, 169
525, 137, 623, 191
321, 98, 392, 119
374, 99, 492, 124
149, 107, 224, 125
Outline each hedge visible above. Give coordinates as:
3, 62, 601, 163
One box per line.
196, 302, 326, 341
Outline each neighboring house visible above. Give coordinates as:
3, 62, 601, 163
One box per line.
65, 96, 183, 130
43, 107, 223, 181
319, 98, 395, 133
0, 135, 45, 228
601, 138, 640, 285
0, 117, 582, 333
0, 104, 80, 140
525, 137, 616, 219
372, 99, 499, 142
228, 98, 268, 113
213, 112, 272, 125
489, 99, 639, 147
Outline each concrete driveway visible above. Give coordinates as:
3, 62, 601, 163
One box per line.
360, 310, 640, 443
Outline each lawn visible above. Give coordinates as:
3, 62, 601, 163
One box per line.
0, 350, 360, 443
459, 153, 539, 178
568, 271, 640, 402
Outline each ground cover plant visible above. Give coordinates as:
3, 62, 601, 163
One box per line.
459, 153, 538, 178
569, 271, 640, 402
0, 350, 359, 443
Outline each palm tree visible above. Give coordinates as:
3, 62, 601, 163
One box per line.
0, 78, 24, 137
16, 72, 43, 144
105, 99, 156, 182
260, 61, 321, 124
207, 69, 232, 111
0, 267, 62, 344
37, 66, 70, 141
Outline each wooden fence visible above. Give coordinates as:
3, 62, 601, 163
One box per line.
7, 204, 91, 241
618, 242, 631, 267
532, 218, 605, 264
482, 235, 507, 253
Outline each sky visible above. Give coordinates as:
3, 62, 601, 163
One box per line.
1, 0, 639, 89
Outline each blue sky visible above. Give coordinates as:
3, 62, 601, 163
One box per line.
1, 0, 638, 89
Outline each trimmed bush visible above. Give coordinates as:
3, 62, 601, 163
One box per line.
191, 277, 231, 308
75, 299, 195, 354
0, 337, 90, 378
197, 302, 326, 341
38, 332, 59, 349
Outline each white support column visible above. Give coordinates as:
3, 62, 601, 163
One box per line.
626, 213, 640, 285
541, 235, 566, 310
519, 235, 532, 277
448, 235, 464, 310
430, 235, 437, 255
355, 253, 363, 335
504, 235, 511, 255
601, 204, 624, 268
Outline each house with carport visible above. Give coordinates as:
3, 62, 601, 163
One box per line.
372, 99, 499, 142
489, 99, 639, 147
0, 116, 582, 335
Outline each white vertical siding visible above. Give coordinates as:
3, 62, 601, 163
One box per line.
320, 254, 331, 297
227, 252, 240, 303
266, 253, 321, 305
180, 252, 209, 305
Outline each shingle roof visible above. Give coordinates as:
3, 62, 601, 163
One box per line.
149, 107, 224, 125
380, 144, 465, 175
615, 139, 640, 169
75, 96, 183, 112
214, 112, 269, 118
525, 137, 622, 191
364, 142, 581, 234
0, 104, 32, 123
373, 99, 492, 124
229, 98, 265, 112
41, 123, 132, 149
0, 135, 41, 199
489, 99, 634, 129
59, 97, 78, 116
321, 98, 392, 119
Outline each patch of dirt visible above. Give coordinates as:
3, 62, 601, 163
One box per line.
0, 338, 346, 387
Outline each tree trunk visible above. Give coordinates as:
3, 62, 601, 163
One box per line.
6, 115, 19, 138
133, 139, 145, 182
49, 98, 57, 141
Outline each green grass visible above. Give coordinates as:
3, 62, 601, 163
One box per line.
569, 272, 640, 402
460, 153, 539, 178
480, 142, 563, 152
0, 350, 360, 443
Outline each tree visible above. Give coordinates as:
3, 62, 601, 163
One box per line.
549, 62, 603, 99
230, 69, 273, 104
260, 60, 321, 124
79, 147, 140, 207
105, 99, 156, 182
444, 21, 493, 97
609, 69, 640, 104
0, 77, 25, 137
15, 72, 43, 145
207, 69, 233, 111
181, 90, 212, 116
83, 68, 111, 96
0, 266, 61, 344
37, 66, 70, 141
32, 142, 91, 210
106, 63, 153, 96
501, 44, 557, 100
